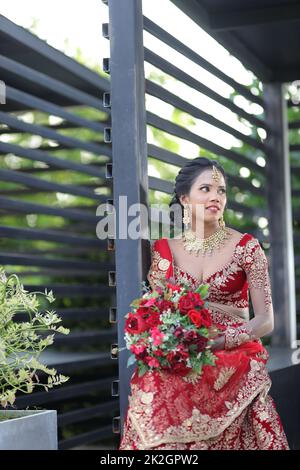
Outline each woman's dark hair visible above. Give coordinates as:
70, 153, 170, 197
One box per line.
169, 157, 227, 228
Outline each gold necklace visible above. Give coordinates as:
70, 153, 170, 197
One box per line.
182, 226, 232, 256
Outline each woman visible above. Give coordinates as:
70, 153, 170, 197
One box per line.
119, 157, 289, 450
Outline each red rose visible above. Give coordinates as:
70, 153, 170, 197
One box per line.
156, 299, 174, 313
166, 282, 182, 292
174, 326, 184, 339
167, 349, 189, 364
178, 292, 204, 315
199, 308, 213, 328
194, 335, 208, 352
187, 308, 212, 329
153, 349, 164, 357
166, 349, 190, 376
184, 330, 198, 342
125, 312, 149, 334
145, 310, 162, 328
187, 309, 203, 327
136, 306, 153, 319
136, 349, 148, 360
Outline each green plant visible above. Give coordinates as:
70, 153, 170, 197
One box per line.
0, 266, 70, 407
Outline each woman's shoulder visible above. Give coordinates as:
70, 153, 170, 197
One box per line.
230, 228, 257, 246
150, 237, 172, 259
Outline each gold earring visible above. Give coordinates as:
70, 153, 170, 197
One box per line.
218, 215, 225, 229
183, 204, 190, 229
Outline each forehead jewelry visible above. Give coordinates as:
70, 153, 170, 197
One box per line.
212, 165, 221, 183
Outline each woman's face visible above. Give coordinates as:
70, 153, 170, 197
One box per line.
179, 168, 227, 227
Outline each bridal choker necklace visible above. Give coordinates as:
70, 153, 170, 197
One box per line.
182, 226, 232, 256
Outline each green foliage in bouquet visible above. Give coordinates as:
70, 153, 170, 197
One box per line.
0, 266, 70, 407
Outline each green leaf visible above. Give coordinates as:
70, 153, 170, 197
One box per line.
137, 362, 148, 377
192, 361, 203, 375
127, 354, 137, 368
129, 299, 141, 308
194, 283, 209, 298
203, 350, 218, 365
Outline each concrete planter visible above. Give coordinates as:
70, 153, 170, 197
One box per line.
0, 410, 57, 450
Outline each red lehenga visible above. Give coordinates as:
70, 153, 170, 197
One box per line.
119, 233, 290, 450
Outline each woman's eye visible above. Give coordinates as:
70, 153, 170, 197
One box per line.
200, 187, 226, 193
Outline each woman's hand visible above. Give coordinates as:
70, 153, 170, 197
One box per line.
210, 334, 225, 351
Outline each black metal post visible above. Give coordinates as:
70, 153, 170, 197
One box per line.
106, 0, 149, 438
263, 82, 297, 349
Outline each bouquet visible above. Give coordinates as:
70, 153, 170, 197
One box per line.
122, 278, 221, 383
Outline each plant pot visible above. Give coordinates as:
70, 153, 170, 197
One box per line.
0, 410, 57, 450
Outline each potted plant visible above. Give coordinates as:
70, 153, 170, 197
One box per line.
0, 266, 70, 450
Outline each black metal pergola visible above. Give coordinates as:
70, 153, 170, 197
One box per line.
102, 0, 300, 448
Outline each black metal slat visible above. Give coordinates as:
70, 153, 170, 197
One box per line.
0, 196, 99, 222
6, 86, 106, 134
146, 79, 266, 152
0, 141, 108, 178
58, 401, 119, 426
51, 307, 110, 321
15, 377, 114, 407
0, 111, 107, 155
0, 14, 110, 94
143, 16, 265, 108
4, 245, 105, 256
0, 253, 108, 271
0, 181, 111, 198
0, 168, 104, 201
144, 48, 267, 133
6, 269, 104, 279
24, 283, 113, 297
58, 425, 114, 450
0, 226, 103, 247
52, 329, 117, 346
0, 53, 109, 112
147, 111, 266, 175
34, 353, 114, 375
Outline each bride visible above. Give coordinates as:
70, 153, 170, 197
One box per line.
119, 157, 290, 450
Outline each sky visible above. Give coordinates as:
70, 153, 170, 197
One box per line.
0, 0, 265, 174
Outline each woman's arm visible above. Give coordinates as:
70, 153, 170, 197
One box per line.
146, 240, 170, 291
212, 237, 274, 351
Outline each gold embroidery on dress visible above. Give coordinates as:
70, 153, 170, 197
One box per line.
126, 359, 272, 449
147, 243, 170, 290
182, 370, 202, 385
242, 238, 272, 313
213, 366, 236, 391
251, 395, 290, 449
